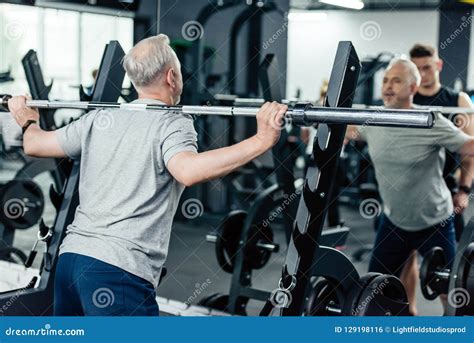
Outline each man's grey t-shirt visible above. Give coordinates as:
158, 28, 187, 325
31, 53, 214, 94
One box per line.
56, 99, 197, 288
359, 113, 470, 231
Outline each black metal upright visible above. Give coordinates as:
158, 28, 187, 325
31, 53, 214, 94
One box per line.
0, 41, 125, 316
274, 41, 361, 316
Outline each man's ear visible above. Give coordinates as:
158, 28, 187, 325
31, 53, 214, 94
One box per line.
411, 82, 419, 95
166, 67, 176, 87
437, 59, 443, 72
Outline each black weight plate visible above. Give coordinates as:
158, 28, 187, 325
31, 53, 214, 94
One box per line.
354, 274, 408, 316
0, 246, 28, 264
305, 278, 343, 316
215, 211, 247, 273
345, 272, 379, 316
420, 247, 447, 300
456, 243, 474, 289
0, 180, 44, 230
245, 222, 274, 270
455, 243, 474, 315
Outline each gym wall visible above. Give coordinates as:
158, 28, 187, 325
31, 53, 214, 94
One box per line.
0, 3, 133, 100
286, 10, 442, 101
159, 0, 290, 98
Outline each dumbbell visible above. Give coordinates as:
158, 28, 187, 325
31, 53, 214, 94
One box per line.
206, 210, 279, 273
420, 245, 474, 303
304, 273, 409, 316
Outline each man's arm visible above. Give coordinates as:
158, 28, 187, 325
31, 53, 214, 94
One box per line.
454, 92, 474, 212
344, 125, 365, 144
167, 102, 287, 187
8, 96, 66, 158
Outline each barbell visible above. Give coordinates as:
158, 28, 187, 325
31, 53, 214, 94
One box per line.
0, 94, 434, 128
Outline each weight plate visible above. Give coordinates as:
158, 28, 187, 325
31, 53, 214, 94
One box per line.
215, 211, 247, 273
420, 247, 448, 300
305, 278, 343, 316
353, 274, 408, 316
0, 246, 28, 265
456, 243, 474, 289
0, 180, 44, 230
245, 222, 274, 270
215, 210, 276, 273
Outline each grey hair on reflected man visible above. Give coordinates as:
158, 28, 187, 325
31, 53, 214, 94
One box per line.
386, 58, 422, 87
122, 34, 178, 88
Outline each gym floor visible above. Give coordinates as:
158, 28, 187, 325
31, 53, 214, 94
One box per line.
1, 155, 453, 316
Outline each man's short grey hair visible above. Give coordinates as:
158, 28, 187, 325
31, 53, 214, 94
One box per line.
387, 58, 421, 86
122, 34, 178, 88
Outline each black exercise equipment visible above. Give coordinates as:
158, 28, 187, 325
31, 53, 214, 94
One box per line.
0, 68, 14, 83
197, 293, 248, 315
419, 218, 474, 316
259, 41, 410, 317
207, 210, 279, 274
0, 41, 126, 315
0, 180, 44, 230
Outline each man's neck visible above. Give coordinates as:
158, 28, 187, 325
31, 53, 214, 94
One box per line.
387, 101, 414, 110
417, 81, 441, 97
138, 88, 173, 105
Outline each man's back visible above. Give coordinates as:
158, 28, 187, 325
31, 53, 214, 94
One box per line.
56, 99, 197, 288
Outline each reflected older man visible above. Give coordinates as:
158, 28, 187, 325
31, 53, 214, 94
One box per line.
347, 58, 474, 315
